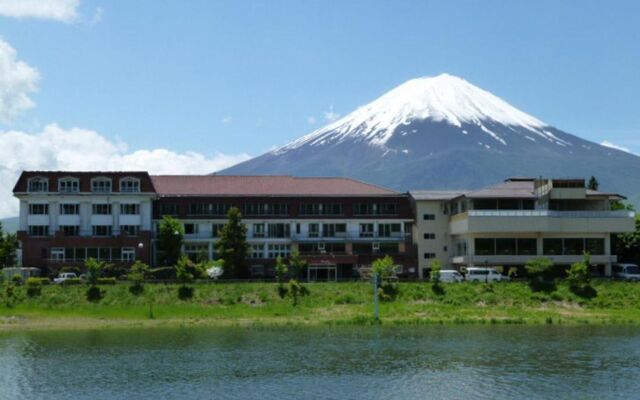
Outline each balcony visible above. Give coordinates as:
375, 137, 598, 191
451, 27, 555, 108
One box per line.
451, 254, 617, 265
450, 210, 635, 234
292, 233, 407, 242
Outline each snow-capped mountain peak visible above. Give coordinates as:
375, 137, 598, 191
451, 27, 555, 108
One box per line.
275, 73, 551, 153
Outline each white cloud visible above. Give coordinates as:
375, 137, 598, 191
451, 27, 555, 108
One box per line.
0, 0, 80, 22
601, 140, 633, 154
323, 105, 340, 122
0, 38, 39, 123
0, 124, 252, 217
307, 116, 316, 124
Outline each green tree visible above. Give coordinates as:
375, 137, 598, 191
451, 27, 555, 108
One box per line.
85, 258, 105, 301
430, 259, 444, 295
287, 278, 309, 306
614, 214, 640, 265
128, 260, 149, 295
288, 250, 307, 279
275, 256, 288, 298
157, 216, 185, 266
567, 253, 597, 298
525, 257, 556, 292
215, 207, 249, 278
588, 176, 599, 191
176, 255, 202, 299
0, 222, 18, 269
372, 255, 399, 301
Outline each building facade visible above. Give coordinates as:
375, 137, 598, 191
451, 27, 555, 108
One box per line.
411, 178, 636, 278
150, 175, 416, 279
13, 172, 156, 272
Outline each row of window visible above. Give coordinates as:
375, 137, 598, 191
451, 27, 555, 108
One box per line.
28, 225, 140, 237
28, 203, 141, 215
161, 202, 400, 217
27, 177, 141, 193
474, 238, 606, 256
49, 247, 136, 262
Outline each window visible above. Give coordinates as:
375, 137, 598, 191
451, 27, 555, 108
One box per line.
120, 204, 140, 215
496, 239, 517, 255
308, 223, 319, 238
92, 225, 112, 236
60, 204, 79, 215
543, 239, 563, 255
92, 204, 112, 215
253, 223, 265, 238
250, 244, 264, 259
322, 223, 347, 237
267, 223, 290, 238
423, 214, 435, 221
475, 239, 495, 256
119, 177, 140, 193
60, 225, 79, 236
378, 203, 397, 215
586, 238, 605, 255
120, 225, 139, 236
516, 239, 537, 255
268, 244, 290, 259
564, 238, 584, 255
27, 177, 49, 192
184, 244, 208, 262
378, 223, 401, 238
424, 233, 436, 240
58, 177, 79, 193
184, 223, 199, 235
300, 203, 322, 215
122, 248, 136, 261
423, 253, 436, 259
91, 177, 112, 193
160, 203, 179, 216
211, 223, 225, 238
29, 204, 48, 215
359, 223, 374, 238
99, 248, 111, 260
353, 203, 374, 215
28, 225, 49, 236
51, 248, 65, 261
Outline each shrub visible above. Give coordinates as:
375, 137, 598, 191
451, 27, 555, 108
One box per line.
287, 279, 309, 306
525, 257, 556, 292
11, 274, 23, 286
86, 286, 103, 302
567, 253, 597, 298
26, 278, 42, 297
178, 285, 194, 300
149, 266, 176, 280
96, 277, 117, 285
60, 266, 81, 275
62, 278, 82, 285
128, 261, 149, 296
334, 293, 358, 305
4, 284, 15, 306
373, 256, 399, 301
275, 256, 288, 298
430, 259, 444, 295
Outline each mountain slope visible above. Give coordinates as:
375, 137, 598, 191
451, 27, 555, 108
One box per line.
222, 74, 640, 204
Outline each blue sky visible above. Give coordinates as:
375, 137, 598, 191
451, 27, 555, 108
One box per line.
2, 0, 640, 153
0, 0, 639, 216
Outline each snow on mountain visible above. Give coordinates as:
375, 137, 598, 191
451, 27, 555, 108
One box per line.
275, 73, 566, 154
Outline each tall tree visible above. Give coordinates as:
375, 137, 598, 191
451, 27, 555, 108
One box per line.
157, 216, 185, 266
215, 207, 249, 278
588, 176, 599, 191
0, 222, 17, 269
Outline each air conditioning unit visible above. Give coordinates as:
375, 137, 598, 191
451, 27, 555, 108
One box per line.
318, 243, 326, 251
372, 242, 380, 251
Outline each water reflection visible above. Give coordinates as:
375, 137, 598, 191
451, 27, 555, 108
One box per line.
0, 325, 638, 399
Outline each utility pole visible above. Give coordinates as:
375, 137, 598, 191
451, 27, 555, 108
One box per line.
373, 273, 380, 321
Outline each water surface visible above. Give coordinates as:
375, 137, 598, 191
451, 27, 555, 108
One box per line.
0, 325, 638, 399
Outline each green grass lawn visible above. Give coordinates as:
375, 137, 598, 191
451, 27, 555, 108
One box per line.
1, 280, 640, 330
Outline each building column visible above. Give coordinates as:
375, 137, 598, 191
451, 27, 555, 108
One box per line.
49, 201, 59, 234
112, 201, 120, 235
19, 200, 28, 231
604, 263, 613, 277
80, 201, 91, 236
208, 242, 213, 261
536, 234, 544, 256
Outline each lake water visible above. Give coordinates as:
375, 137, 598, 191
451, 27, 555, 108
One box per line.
0, 325, 638, 399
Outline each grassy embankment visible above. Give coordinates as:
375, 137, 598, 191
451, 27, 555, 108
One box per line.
1, 280, 640, 330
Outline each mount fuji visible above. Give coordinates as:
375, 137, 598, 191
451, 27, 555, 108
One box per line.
222, 74, 640, 204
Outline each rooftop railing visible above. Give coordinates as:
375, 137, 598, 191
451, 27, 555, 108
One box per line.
467, 210, 635, 218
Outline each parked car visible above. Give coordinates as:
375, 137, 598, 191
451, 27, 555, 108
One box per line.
613, 263, 640, 281
438, 270, 464, 283
465, 267, 510, 283
53, 272, 78, 284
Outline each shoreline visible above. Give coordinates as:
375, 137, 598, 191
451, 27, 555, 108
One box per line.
2, 280, 640, 332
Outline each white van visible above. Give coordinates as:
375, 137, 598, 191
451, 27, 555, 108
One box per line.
613, 264, 640, 281
465, 267, 510, 283
437, 270, 464, 283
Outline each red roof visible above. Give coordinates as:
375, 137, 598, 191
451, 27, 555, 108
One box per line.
151, 175, 399, 196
